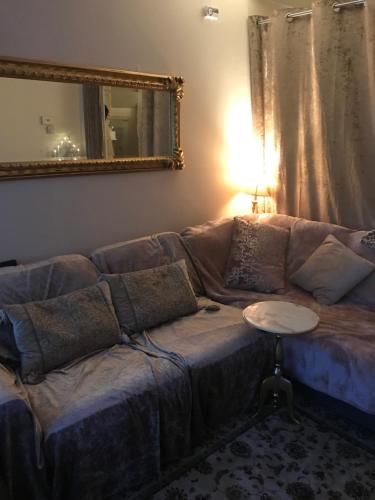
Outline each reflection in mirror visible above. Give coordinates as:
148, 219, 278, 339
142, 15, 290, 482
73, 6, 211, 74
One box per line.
102, 87, 172, 159
0, 79, 173, 163
1, 78, 86, 163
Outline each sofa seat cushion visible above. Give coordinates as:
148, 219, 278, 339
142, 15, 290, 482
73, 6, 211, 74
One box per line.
24, 344, 192, 500
283, 302, 375, 415
137, 297, 274, 437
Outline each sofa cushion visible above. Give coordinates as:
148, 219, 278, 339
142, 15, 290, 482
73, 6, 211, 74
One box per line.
91, 232, 203, 295
0, 254, 99, 306
224, 218, 289, 293
290, 234, 375, 305
100, 260, 198, 334
0, 255, 99, 368
287, 218, 375, 308
4, 282, 121, 384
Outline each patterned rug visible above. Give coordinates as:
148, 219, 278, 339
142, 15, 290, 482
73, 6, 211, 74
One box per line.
124, 393, 375, 500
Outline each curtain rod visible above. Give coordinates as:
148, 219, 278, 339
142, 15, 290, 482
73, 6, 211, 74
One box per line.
257, 0, 365, 25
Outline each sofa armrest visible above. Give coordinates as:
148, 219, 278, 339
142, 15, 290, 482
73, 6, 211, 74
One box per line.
0, 364, 48, 500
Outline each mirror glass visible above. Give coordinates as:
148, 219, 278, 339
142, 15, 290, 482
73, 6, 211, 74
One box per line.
0, 78, 173, 163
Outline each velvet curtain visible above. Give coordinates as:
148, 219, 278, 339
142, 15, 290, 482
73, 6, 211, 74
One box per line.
82, 84, 104, 159
248, 0, 375, 229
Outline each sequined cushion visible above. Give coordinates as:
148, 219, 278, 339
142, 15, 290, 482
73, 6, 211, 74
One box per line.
100, 259, 199, 334
361, 230, 375, 249
224, 218, 289, 293
3, 282, 121, 384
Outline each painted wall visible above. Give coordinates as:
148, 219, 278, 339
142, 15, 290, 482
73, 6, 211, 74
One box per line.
0, 0, 269, 263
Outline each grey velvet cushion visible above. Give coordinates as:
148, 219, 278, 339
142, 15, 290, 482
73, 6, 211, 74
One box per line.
0, 254, 99, 367
290, 234, 375, 305
100, 259, 199, 334
224, 218, 289, 293
3, 282, 121, 384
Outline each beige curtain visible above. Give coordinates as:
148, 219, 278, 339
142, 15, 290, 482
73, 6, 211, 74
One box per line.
248, 0, 375, 229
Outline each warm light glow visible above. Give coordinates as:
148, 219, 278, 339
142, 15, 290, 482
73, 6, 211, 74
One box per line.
219, 97, 281, 218
223, 99, 257, 191
222, 99, 279, 192
223, 192, 252, 217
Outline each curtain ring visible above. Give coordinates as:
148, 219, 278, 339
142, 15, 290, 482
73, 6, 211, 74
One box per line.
285, 13, 294, 23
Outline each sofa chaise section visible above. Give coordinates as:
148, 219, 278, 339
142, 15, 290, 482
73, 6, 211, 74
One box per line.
181, 214, 375, 416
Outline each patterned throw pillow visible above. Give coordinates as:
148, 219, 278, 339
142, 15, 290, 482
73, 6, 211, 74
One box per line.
224, 218, 289, 293
3, 282, 122, 384
361, 230, 375, 249
100, 259, 199, 334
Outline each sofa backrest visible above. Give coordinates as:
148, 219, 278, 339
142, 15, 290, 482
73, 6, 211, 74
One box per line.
181, 213, 298, 281
0, 254, 99, 307
182, 213, 375, 309
91, 232, 204, 295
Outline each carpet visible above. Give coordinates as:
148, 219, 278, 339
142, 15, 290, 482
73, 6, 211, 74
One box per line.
124, 394, 375, 500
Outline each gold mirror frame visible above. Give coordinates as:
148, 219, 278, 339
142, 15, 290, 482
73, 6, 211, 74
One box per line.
0, 56, 184, 181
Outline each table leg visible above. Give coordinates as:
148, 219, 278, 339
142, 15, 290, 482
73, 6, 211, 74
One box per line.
279, 376, 300, 424
254, 375, 276, 420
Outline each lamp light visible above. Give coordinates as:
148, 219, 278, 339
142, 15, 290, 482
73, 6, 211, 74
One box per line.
247, 184, 270, 214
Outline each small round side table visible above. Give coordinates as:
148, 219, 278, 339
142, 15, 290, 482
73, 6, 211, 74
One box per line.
243, 301, 319, 424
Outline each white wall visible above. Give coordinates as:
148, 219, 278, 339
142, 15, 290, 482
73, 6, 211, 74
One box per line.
0, 0, 273, 263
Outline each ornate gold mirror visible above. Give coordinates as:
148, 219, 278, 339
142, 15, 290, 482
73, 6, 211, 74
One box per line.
0, 56, 184, 180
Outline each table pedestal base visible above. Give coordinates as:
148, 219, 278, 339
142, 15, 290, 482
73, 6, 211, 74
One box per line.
254, 334, 300, 424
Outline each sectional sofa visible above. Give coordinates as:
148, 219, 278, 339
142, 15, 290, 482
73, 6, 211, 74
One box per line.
0, 232, 272, 500
1, 213, 374, 500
